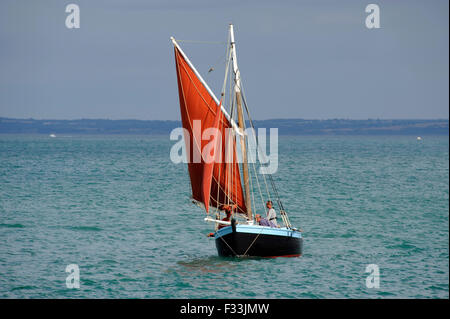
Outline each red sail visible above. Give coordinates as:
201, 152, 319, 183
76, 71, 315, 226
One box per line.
202, 99, 222, 213
174, 46, 247, 215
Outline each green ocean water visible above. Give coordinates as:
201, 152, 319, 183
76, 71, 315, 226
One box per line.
0, 134, 448, 298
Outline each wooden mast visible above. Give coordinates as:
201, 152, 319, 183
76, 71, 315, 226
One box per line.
229, 24, 252, 222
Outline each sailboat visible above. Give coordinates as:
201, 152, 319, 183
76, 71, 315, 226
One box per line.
171, 24, 303, 257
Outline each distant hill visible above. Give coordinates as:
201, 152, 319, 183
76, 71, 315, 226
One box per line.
0, 117, 448, 135
254, 119, 449, 135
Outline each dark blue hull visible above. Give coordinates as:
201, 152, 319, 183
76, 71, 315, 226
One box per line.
214, 224, 303, 257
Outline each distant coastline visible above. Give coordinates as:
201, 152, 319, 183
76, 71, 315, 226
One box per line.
0, 117, 448, 135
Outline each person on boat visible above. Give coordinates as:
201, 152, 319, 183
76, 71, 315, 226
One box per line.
266, 200, 278, 227
255, 214, 276, 228
218, 205, 233, 230
207, 204, 235, 237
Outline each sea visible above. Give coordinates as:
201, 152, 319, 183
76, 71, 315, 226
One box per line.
0, 134, 448, 298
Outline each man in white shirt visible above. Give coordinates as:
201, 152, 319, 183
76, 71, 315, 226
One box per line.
266, 200, 278, 227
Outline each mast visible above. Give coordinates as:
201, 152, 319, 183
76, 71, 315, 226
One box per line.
229, 24, 252, 222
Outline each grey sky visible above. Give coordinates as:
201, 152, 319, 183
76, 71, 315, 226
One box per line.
0, 0, 448, 120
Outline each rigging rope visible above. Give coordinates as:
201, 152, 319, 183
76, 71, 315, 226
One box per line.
238, 75, 292, 225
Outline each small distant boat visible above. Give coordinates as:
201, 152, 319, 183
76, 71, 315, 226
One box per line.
171, 25, 303, 258
417, 136, 422, 141
49, 134, 56, 138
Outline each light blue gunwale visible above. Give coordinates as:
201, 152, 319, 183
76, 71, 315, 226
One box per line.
215, 224, 302, 239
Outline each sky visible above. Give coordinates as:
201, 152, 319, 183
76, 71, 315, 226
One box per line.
0, 0, 448, 120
